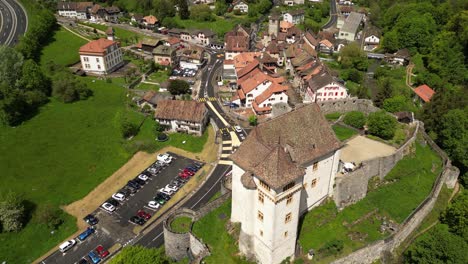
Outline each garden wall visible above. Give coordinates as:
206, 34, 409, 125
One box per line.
331, 127, 459, 264
333, 122, 419, 209
318, 99, 381, 115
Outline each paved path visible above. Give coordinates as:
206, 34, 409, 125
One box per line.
60, 24, 91, 42
406, 63, 415, 89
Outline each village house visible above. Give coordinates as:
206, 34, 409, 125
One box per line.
413, 84, 435, 105
178, 46, 206, 69
363, 26, 381, 51
283, 10, 305, 25
385, 48, 411, 66
90, 4, 121, 23
138, 37, 162, 54
142, 15, 159, 29
56, 2, 93, 19
304, 71, 348, 102
192, 29, 216, 46
154, 100, 208, 136
233, 61, 289, 115
153, 45, 176, 66
224, 25, 250, 60
304, 31, 319, 50
337, 12, 363, 41
232, 0, 249, 13
130, 13, 144, 24
79, 38, 124, 75
318, 39, 334, 54
137, 90, 172, 110
230, 103, 342, 264
283, 0, 304, 6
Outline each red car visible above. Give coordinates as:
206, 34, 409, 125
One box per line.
183, 169, 195, 176
178, 172, 190, 178
95, 245, 109, 258
137, 210, 151, 220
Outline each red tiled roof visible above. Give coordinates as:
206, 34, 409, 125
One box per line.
79, 38, 117, 55
252, 101, 271, 113
167, 37, 180, 45
143, 15, 158, 25
238, 88, 246, 100
414, 84, 435, 103
254, 83, 288, 105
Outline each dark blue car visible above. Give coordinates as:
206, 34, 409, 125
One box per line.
88, 250, 101, 264
77, 227, 95, 241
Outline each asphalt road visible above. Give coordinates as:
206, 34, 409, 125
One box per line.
322, 0, 338, 29
0, 0, 27, 46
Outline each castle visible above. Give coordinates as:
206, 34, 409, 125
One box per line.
230, 103, 342, 264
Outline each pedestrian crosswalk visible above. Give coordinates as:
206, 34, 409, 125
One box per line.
197, 97, 217, 102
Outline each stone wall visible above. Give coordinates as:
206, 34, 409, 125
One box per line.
333, 122, 419, 208
331, 129, 459, 264
318, 99, 381, 115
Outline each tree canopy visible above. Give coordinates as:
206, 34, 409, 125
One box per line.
109, 246, 172, 264
367, 111, 397, 140
168, 80, 190, 95
0, 191, 25, 232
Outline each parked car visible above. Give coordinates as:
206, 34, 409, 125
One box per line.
112, 192, 126, 201
129, 216, 145, 225
101, 202, 116, 212
185, 166, 198, 172
78, 227, 95, 241
141, 170, 153, 177
157, 153, 172, 164
59, 239, 76, 253
83, 214, 98, 226
119, 188, 131, 197
148, 200, 161, 209
138, 174, 149, 181
127, 180, 141, 189
156, 192, 171, 201
137, 210, 152, 220
159, 188, 174, 196
106, 198, 119, 207
178, 171, 190, 178
95, 245, 110, 258
123, 185, 137, 194
234, 125, 242, 133
88, 250, 101, 264
78, 258, 89, 264
154, 193, 169, 203
183, 169, 195, 176
164, 184, 179, 192
133, 177, 146, 186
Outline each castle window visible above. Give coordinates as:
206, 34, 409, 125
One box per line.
282, 182, 295, 192
285, 213, 292, 223
260, 230, 263, 236
284, 231, 288, 238
311, 178, 317, 188
313, 162, 319, 171
286, 195, 293, 205
259, 180, 270, 191
258, 193, 264, 204
258, 211, 264, 222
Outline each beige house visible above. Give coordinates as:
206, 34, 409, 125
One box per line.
154, 100, 208, 136
153, 45, 176, 66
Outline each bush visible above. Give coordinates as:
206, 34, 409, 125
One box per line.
52, 72, 92, 103
168, 80, 190, 95
383, 95, 410, 113
318, 239, 344, 257
36, 204, 63, 229
343, 111, 366, 128
367, 111, 397, 139
121, 121, 139, 138
248, 115, 258, 126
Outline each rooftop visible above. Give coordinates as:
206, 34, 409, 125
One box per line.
414, 84, 435, 103
79, 38, 117, 54
340, 12, 363, 34
154, 100, 207, 123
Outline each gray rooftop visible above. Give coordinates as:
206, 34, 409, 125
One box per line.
340, 12, 363, 34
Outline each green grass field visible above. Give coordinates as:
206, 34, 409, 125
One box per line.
147, 70, 170, 84
192, 200, 253, 264
170, 216, 192, 233
298, 141, 442, 263
135, 82, 159, 91
325, 112, 341, 121
172, 16, 250, 38
332, 124, 358, 141
79, 22, 143, 46
39, 27, 88, 67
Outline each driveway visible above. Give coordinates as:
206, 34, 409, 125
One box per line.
340, 136, 397, 163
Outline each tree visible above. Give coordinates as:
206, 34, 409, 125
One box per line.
214, 0, 228, 16
343, 111, 366, 129
109, 245, 172, 264
121, 121, 139, 138
190, 4, 214, 22
178, 0, 190, 19
248, 115, 258, 126
404, 224, 468, 264
0, 191, 25, 232
52, 71, 92, 103
441, 191, 468, 241
339, 43, 368, 71
438, 108, 468, 168
0, 46, 24, 88
168, 80, 190, 95
367, 111, 397, 140
374, 77, 394, 107
36, 204, 63, 229
383, 95, 410, 113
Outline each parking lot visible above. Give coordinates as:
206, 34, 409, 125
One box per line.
42, 153, 202, 264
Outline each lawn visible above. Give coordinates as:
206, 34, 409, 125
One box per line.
147, 70, 170, 84
39, 27, 88, 67
325, 112, 341, 121
332, 124, 358, 141
79, 22, 143, 46
298, 141, 442, 263
170, 216, 192, 233
135, 82, 159, 91
192, 200, 253, 264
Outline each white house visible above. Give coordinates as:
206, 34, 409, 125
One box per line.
90, 5, 121, 23
283, 10, 305, 25
363, 26, 381, 51
283, 0, 304, 6
230, 103, 342, 264
57, 2, 93, 19
304, 72, 348, 103
154, 100, 208, 136
337, 12, 363, 41
233, 1, 249, 13
79, 38, 124, 75
178, 46, 206, 69
234, 61, 288, 115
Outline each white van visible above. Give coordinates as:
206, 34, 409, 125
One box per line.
59, 239, 76, 253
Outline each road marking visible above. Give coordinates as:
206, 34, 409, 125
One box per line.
151, 232, 163, 242
206, 101, 229, 126
219, 160, 233, 165
222, 146, 232, 151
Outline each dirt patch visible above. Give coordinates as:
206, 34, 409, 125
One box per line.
340, 136, 397, 163
64, 127, 217, 230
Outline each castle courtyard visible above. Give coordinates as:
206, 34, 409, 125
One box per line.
340, 136, 397, 163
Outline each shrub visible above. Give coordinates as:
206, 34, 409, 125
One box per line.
343, 111, 366, 128
168, 80, 190, 95
318, 239, 344, 257
367, 111, 397, 139
248, 115, 258, 126
121, 121, 139, 138
52, 72, 92, 103
36, 204, 63, 229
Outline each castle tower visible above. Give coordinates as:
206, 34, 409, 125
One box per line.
230, 104, 342, 264
106, 27, 115, 41
268, 14, 280, 37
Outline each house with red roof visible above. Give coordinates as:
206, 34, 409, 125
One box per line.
413, 84, 435, 104
79, 38, 123, 75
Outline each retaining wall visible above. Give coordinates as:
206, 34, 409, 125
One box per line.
318, 99, 381, 115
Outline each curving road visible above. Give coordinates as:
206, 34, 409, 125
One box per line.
0, 0, 27, 46
322, 0, 338, 29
